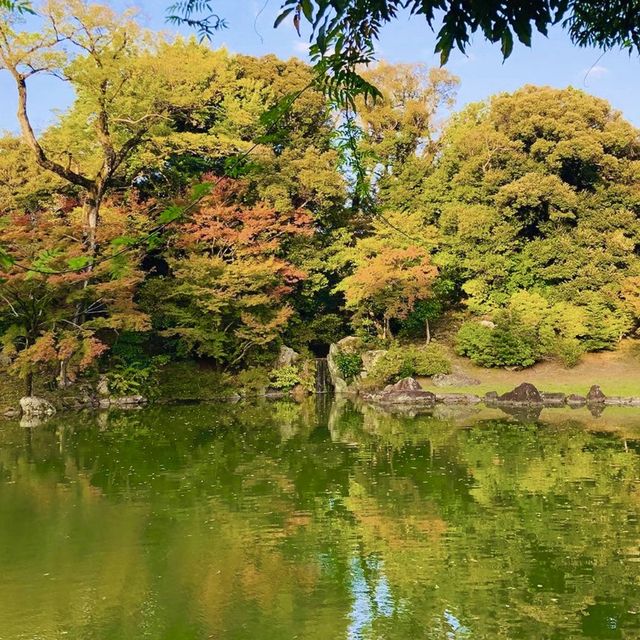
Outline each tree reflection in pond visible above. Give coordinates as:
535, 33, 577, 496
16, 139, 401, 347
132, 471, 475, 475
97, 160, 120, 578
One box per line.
0, 399, 638, 639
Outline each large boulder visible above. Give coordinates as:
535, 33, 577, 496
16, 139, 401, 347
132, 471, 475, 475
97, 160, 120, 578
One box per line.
586, 385, 606, 404
376, 377, 436, 406
275, 345, 300, 369
19, 396, 56, 418
360, 349, 387, 373
498, 383, 543, 405
432, 372, 480, 387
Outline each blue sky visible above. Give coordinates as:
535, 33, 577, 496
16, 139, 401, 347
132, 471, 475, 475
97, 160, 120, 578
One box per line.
1, 0, 638, 134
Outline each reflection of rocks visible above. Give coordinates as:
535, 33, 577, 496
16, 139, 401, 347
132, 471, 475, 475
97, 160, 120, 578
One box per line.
99, 395, 148, 409
434, 393, 481, 405
541, 392, 566, 406
432, 404, 481, 421
484, 391, 499, 404
3, 407, 20, 418
432, 372, 480, 387
588, 403, 605, 418
20, 415, 47, 428
604, 396, 640, 406
567, 394, 586, 406
20, 396, 56, 418
497, 404, 543, 421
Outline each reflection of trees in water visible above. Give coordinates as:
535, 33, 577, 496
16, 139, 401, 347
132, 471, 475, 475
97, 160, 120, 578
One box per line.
0, 401, 638, 638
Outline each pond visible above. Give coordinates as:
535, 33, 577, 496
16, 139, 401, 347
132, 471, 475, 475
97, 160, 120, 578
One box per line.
0, 399, 639, 639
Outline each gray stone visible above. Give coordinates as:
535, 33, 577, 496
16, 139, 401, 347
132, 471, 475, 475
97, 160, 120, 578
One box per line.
2, 407, 20, 418
586, 385, 606, 404
432, 372, 481, 387
96, 375, 110, 397
434, 393, 482, 404
479, 320, 496, 329
567, 394, 587, 405
541, 392, 566, 406
360, 349, 387, 375
111, 395, 147, 407
19, 396, 56, 418
484, 391, 499, 403
375, 377, 436, 406
275, 345, 300, 369
498, 383, 543, 405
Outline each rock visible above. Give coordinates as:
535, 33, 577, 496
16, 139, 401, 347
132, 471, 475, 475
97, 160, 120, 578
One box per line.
275, 345, 300, 369
19, 396, 56, 418
479, 320, 496, 329
604, 396, 640, 406
541, 392, 566, 406
96, 375, 110, 397
375, 377, 436, 406
498, 383, 543, 405
434, 393, 482, 404
586, 385, 606, 404
2, 407, 19, 418
360, 349, 387, 375
432, 372, 481, 387
567, 394, 586, 406
484, 391, 499, 403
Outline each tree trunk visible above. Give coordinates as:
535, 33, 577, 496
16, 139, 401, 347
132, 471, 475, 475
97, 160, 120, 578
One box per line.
383, 316, 393, 340
83, 192, 102, 261
425, 317, 431, 345
58, 359, 69, 389
25, 371, 33, 397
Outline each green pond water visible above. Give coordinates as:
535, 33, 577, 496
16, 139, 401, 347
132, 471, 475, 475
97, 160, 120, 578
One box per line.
1, 399, 639, 640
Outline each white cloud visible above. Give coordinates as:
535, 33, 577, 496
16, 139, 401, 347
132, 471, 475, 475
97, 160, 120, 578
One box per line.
583, 64, 609, 79
293, 40, 310, 54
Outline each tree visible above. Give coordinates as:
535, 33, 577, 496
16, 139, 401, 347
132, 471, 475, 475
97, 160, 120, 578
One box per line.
414, 86, 640, 352
168, 1, 640, 74
0, 1, 228, 262
336, 225, 438, 339
143, 179, 313, 367
0, 199, 149, 392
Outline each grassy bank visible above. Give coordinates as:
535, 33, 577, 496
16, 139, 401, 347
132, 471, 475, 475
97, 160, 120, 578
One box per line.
419, 340, 640, 397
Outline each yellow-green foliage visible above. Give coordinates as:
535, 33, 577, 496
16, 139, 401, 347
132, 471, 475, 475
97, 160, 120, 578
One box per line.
366, 343, 451, 388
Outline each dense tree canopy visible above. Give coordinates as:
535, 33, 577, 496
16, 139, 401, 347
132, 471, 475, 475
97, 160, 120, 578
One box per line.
1, 0, 640, 387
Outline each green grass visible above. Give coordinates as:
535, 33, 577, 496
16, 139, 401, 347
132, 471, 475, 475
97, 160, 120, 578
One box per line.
419, 339, 640, 398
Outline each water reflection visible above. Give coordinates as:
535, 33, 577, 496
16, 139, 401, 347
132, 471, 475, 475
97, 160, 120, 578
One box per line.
0, 398, 638, 639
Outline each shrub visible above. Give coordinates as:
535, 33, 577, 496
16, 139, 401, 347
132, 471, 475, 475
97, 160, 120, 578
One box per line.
334, 351, 363, 382
548, 337, 585, 368
269, 366, 301, 391
412, 344, 452, 376
366, 343, 451, 388
235, 367, 270, 395
456, 318, 538, 368
107, 355, 170, 396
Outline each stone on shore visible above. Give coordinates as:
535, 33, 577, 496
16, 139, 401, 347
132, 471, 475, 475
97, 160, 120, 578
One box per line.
498, 383, 543, 405
374, 377, 436, 406
567, 394, 587, 406
432, 372, 480, 387
586, 385, 606, 404
275, 345, 300, 369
